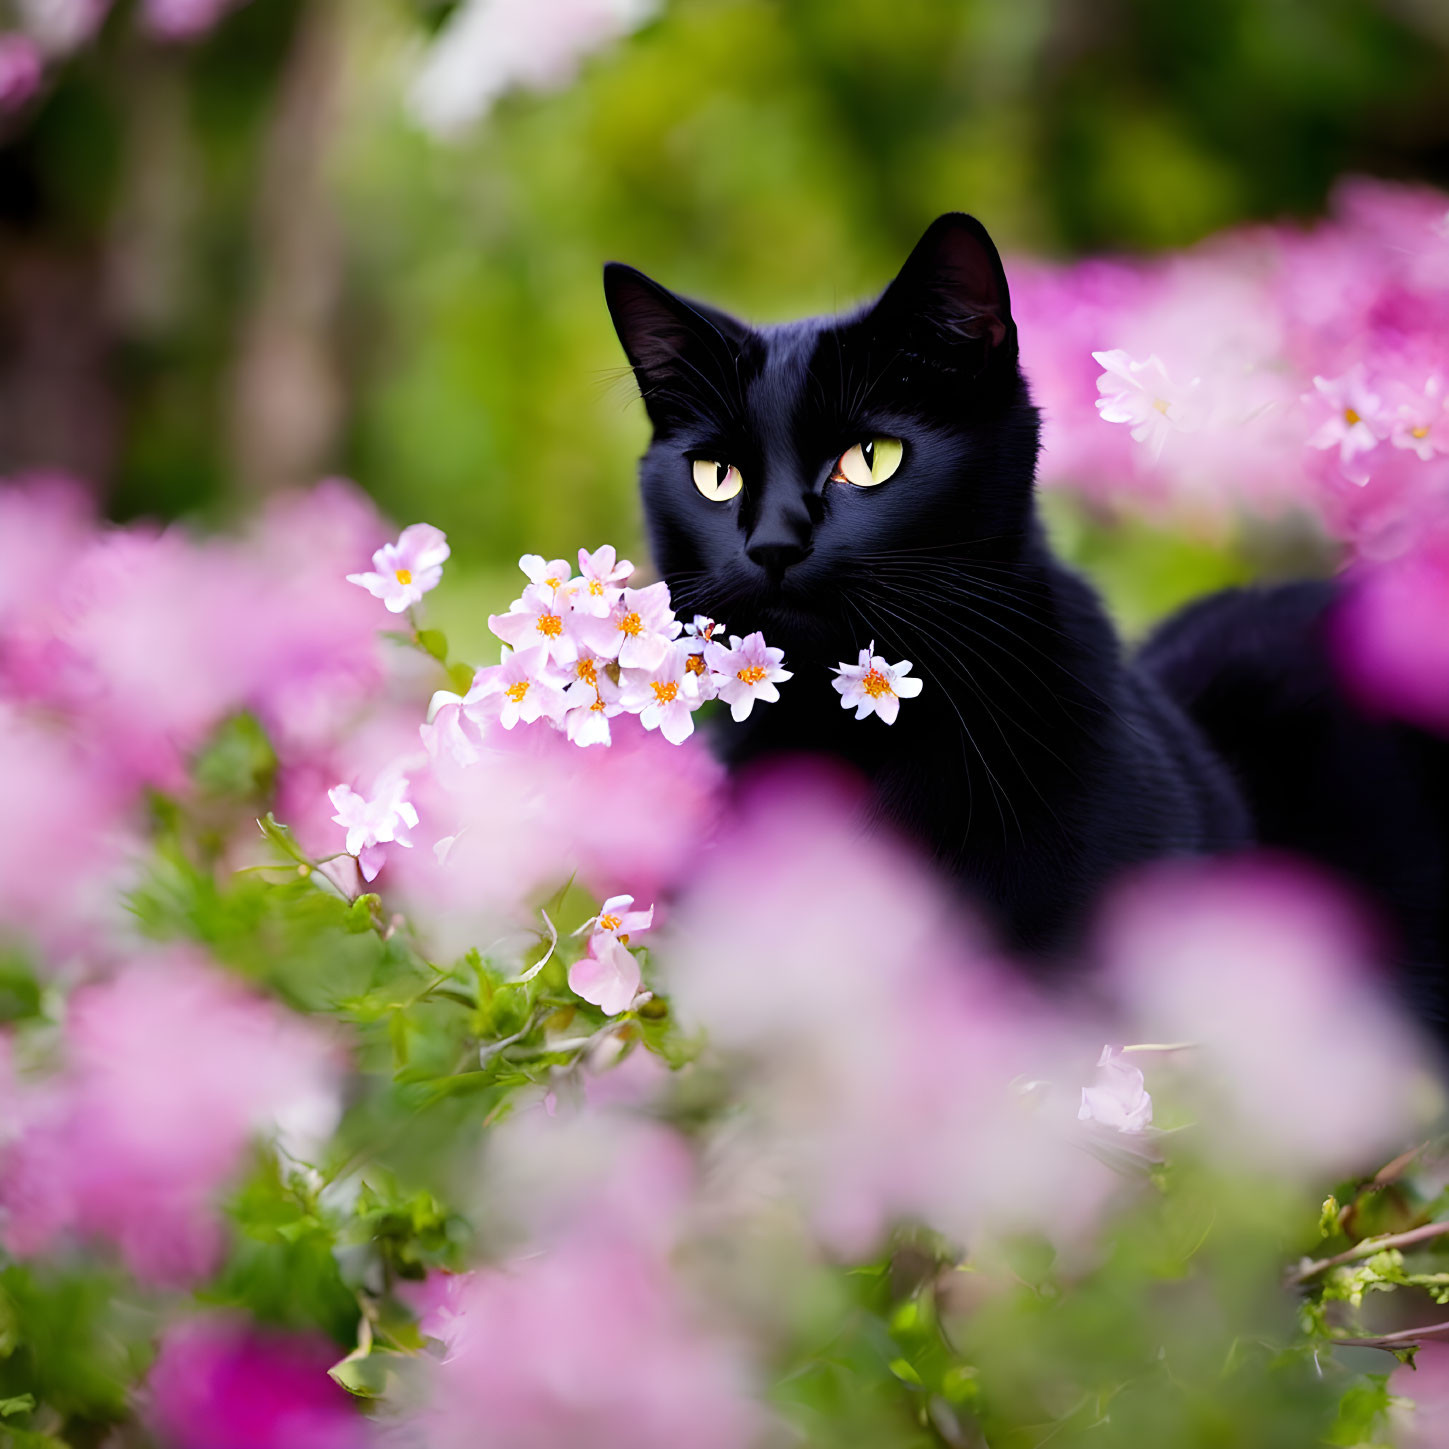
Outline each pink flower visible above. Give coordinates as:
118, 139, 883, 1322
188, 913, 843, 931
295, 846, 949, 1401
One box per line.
704, 631, 791, 722
0, 952, 340, 1285
1093, 349, 1203, 461
568, 934, 642, 1016
574, 544, 634, 617
346, 521, 450, 612
1391, 1344, 1449, 1449
401, 1232, 757, 1449
147, 1317, 364, 1449
489, 581, 582, 666
1333, 541, 1449, 734
0, 704, 137, 955
1077, 1046, 1153, 1134
1387, 376, 1449, 461
576, 581, 680, 671
831, 642, 923, 725
421, 682, 495, 767
1306, 367, 1384, 483
328, 768, 420, 881
473, 645, 569, 729
618, 646, 700, 744
0, 33, 42, 111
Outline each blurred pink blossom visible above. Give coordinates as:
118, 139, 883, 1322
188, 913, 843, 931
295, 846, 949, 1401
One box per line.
398, 1231, 757, 1449
0, 33, 42, 110
663, 767, 1115, 1255
147, 1317, 364, 1449
1333, 539, 1449, 734
1078, 1046, 1153, 1134
1391, 1344, 1449, 1449
1099, 857, 1427, 1175
1, 951, 341, 1284
0, 704, 137, 956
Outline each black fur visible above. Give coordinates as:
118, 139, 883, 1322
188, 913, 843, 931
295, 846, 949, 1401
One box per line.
602, 215, 1447, 1010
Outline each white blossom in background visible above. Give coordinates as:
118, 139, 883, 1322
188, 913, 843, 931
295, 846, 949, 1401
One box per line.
1092, 349, 1204, 462
410, 0, 659, 138
17, 0, 110, 55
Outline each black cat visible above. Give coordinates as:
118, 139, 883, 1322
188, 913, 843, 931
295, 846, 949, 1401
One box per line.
603, 214, 1449, 1025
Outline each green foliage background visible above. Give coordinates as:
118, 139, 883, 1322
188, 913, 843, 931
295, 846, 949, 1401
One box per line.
3, 0, 1448, 630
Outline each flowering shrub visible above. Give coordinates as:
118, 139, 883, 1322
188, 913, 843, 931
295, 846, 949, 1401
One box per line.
2, 470, 1449, 1448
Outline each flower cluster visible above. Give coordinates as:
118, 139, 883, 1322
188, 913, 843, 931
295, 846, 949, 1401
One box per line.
472, 547, 792, 748
1015, 178, 1449, 555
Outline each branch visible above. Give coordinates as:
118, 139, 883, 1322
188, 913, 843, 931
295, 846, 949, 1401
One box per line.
1289, 1220, 1449, 1287
1330, 1319, 1449, 1351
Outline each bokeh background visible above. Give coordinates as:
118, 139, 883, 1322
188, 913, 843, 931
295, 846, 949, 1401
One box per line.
4, 0, 1449, 641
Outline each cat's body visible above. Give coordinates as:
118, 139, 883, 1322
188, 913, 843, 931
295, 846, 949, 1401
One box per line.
604, 214, 1448, 1018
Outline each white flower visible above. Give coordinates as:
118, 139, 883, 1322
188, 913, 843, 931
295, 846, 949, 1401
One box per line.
471, 646, 569, 729
1092, 349, 1203, 462
561, 661, 623, 747
488, 582, 583, 667
703, 631, 792, 722
328, 770, 420, 882
618, 646, 701, 745
573, 544, 634, 618
346, 523, 451, 613
1078, 1046, 1153, 1134
578, 893, 654, 947
830, 642, 923, 726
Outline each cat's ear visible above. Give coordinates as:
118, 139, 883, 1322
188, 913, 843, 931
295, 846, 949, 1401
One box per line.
871, 213, 1016, 360
603, 263, 748, 426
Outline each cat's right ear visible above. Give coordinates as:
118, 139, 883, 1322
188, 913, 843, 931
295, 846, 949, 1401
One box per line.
603, 263, 747, 427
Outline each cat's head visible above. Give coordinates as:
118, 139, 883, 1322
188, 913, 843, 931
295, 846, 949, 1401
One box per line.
604, 214, 1039, 652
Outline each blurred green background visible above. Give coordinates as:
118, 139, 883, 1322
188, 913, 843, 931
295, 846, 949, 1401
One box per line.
3, 0, 1448, 639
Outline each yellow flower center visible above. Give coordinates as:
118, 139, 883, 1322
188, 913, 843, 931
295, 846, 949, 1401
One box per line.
505, 681, 529, 703
589, 580, 605, 595
861, 668, 893, 699
576, 658, 598, 685
545, 576, 565, 591
651, 681, 678, 704
1412, 425, 1430, 439
1344, 407, 1361, 426
394, 568, 412, 585
737, 664, 768, 686
620, 611, 643, 637
590, 695, 606, 711
599, 914, 622, 931
536, 612, 563, 638
684, 654, 707, 676
1151, 397, 1170, 415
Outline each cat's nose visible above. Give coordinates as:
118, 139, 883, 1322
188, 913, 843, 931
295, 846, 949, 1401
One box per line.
746, 538, 810, 579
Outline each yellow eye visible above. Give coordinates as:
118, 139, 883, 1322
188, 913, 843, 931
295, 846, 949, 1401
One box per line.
692, 459, 743, 502
832, 437, 904, 487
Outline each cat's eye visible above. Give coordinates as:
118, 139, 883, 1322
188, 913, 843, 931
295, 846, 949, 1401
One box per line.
692, 459, 743, 502
832, 437, 904, 488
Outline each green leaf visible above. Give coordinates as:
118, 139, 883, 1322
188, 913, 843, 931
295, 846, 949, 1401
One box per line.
0, 1395, 35, 1418
447, 661, 477, 695
416, 628, 449, 663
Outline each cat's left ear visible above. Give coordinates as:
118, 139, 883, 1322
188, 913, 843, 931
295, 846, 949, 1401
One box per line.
871, 213, 1016, 361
